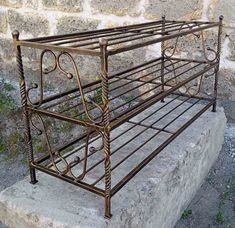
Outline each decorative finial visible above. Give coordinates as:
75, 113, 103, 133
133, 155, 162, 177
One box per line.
99, 38, 108, 46
219, 15, 224, 21
12, 30, 19, 40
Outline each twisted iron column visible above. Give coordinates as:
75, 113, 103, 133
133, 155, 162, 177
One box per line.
212, 15, 223, 112
12, 30, 38, 184
99, 38, 112, 218
161, 15, 166, 102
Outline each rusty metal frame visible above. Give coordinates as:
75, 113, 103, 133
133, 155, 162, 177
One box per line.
12, 16, 223, 219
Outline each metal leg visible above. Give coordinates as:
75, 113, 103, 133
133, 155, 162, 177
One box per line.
104, 130, 112, 219
99, 38, 112, 218
12, 30, 38, 184
213, 16, 223, 112
161, 15, 166, 103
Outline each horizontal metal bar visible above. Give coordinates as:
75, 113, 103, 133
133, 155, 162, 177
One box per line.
165, 20, 217, 25
31, 163, 105, 197
108, 23, 220, 56
47, 95, 182, 168
34, 130, 90, 164
24, 20, 164, 43
38, 57, 162, 106
110, 62, 217, 129
167, 56, 209, 64
92, 96, 197, 186
111, 100, 213, 196
94, 22, 205, 50
56, 22, 183, 47
17, 40, 101, 56
25, 106, 103, 130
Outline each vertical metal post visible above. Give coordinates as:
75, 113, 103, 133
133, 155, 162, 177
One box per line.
212, 15, 223, 112
12, 30, 38, 184
99, 38, 112, 218
161, 15, 166, 102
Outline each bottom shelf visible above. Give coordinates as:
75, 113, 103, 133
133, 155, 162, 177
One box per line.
33, 94, 214, 196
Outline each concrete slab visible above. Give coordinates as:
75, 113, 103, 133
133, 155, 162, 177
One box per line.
0, 102, 226, 228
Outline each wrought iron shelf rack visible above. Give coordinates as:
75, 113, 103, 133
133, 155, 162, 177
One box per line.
13, 16, 223, 218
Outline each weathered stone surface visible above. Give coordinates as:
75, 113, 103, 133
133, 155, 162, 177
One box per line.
145, 0, 202, 20
42, 0, 83, 13
0, 10, 8, 34
8, 10, 49, 37
56, 16, 100, 34
24, 0, 39, 9
0, 102, 226, 228
218, 68, 235, 101
58, 0, 83, 12
0, 39, 14, 61
90, 0, 141, 17
0, 0, 22, 8
213, 68, 235, 121
209, 0, 235, 26
41, 0, 56, 8
227, 31, 235, 61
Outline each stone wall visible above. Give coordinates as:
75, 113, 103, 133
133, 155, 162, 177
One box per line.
0, 0, 235, 119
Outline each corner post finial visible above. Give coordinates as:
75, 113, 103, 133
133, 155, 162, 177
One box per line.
12, 30, 20, 40
99, 38, 108, 47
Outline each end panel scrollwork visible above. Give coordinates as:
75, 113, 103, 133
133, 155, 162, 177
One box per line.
163, 23, 220, 63
29, 112, 104, 181
26, 49, 103, 124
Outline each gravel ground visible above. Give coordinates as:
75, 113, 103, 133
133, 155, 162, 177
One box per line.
0, 123, 234, 228
175, 122, 235, 228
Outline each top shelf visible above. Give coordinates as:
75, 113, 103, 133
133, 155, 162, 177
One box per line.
18, 19, 220, 56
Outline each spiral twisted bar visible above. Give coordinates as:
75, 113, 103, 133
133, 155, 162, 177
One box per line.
99, 38, 112, 218
12, 30, 37, 184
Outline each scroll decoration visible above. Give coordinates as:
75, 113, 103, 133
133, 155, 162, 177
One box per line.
177, 65, 217, 97
162, 23, 219, 63
178, 75, 204, 96
160, 22, 219, 97
26, 50, 104, 124
29, 111, 104, 181
163, 23, 201, 59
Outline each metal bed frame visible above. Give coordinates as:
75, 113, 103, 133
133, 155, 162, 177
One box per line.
12, 16, 223, 218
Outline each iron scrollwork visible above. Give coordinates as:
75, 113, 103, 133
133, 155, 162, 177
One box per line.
29, 111, 104, 181
163, 23, 219, 63
161, 22, 220, 96
26, 49, 104, 124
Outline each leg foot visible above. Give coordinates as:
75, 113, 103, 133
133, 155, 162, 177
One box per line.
212, 103, 216, 112
104, 213, 112, 219
104, 196, 112, 219
29, 168, 38, 184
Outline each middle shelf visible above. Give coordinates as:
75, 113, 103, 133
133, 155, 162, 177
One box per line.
27, 57, 217, 131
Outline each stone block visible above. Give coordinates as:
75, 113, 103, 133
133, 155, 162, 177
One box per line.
227, 31, 235, 61
218, 68, 235, 101
41, 0, 57, 9
56, 16, 100, 34
42, 0, 83, 13
0, 61, 17, 85
145, 0, 202, 20
0, 0, 22, 8
209, 0, 235, 26
24, 0, 39, 9
8, 10, 49, 37
90, 0, 141, 17
0, 10, 8, 34
0, 103, 226, 228
0, 38, 14, 60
